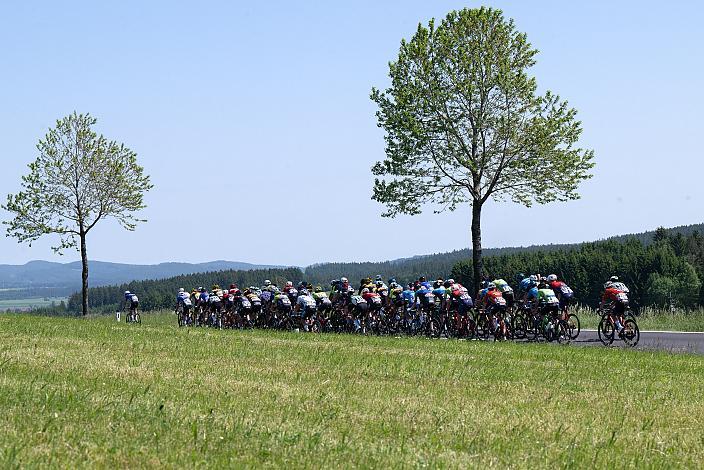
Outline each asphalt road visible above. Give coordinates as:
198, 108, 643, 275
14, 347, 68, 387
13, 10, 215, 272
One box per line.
576, 330, 704, 354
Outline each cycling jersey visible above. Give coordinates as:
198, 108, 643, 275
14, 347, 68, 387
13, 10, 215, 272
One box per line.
401, 289, 415, 306
485, 290, 506, 306
519, 277, 535, 294
603, 287, 629, 304
432, 286, 446, 297
177, 292, 191, 306
537, 288, 559, 305
549, 281, 574, 298
526, 287, 539, 302
390, 287, 403, 301
493, 279, 513, 294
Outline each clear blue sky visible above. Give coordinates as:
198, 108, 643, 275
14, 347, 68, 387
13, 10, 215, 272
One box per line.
1, 0, 702, 267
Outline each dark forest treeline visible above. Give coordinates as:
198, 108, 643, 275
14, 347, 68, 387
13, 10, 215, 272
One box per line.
452, 228, 704, 308
41, 224, 704, 315
66, 267, 303, 313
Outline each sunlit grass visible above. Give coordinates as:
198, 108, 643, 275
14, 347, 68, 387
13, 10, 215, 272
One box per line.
1, 312, 703, 468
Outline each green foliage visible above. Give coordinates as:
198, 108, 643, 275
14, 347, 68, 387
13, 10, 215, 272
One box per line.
452, 232, 704, 308
2, 112, 153, 252
370, 7, 594, 292
371, 7, 593, 215
2, 112, 152, 315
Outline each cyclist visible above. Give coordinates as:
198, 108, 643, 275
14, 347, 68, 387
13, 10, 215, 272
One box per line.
478, 283, 508, 337
261, 279, 276, 292
358, 277, 375, 295
401, 283, 416, 310
123, 290, 139, 318
208, 286, 222, 315
414, 281, 436, 317
444, 279, 473, 315
492, 278, 515, 308
294, 287, 317, 330
519, 275, 539, 303
374, 276, 389, 304
176, 288, 192, 315
312, 286, 332, 312
388, 281, 405, 314
600, 277, 630, 334
546, 274, 574, 316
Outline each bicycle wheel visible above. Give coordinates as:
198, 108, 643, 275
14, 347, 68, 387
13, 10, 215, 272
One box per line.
511, 314, 527, 340
556, 321, 571, 344
566, 313, 580, 339
598, 317, 614, 346
476, 315, 491, 339
135, 313, 141, 325
622, 318, 640, 347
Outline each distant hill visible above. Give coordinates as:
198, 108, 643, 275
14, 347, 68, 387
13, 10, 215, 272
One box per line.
0, 260, 285, 293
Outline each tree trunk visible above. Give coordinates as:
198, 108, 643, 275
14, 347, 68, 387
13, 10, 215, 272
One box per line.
471, 200, 483, 295
80, 231, 89, 316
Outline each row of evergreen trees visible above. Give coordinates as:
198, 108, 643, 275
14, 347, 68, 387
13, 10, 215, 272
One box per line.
452, 229, 704, 308
66, 267, 303, 313
59, 226, 704, 314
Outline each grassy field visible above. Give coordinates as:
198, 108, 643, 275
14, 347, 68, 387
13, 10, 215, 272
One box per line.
1, 312, 703, 468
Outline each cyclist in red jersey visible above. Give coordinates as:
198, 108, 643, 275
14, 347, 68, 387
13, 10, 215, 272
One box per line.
599, 277, 630, 333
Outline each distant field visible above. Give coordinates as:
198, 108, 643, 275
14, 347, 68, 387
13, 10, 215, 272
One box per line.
0, 312, 703, 468
0, 297, 67, 311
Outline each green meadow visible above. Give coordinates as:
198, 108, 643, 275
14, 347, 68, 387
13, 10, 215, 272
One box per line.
1, 312, 702, 468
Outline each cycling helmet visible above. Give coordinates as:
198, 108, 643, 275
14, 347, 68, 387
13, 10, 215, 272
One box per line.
264, 280, 271, 286
314, 286, 322, 293
433, 280, 442, 288
375, 275, 382, 281
443, 280, 452, 288
178, 288, 184, 293
529, 275, 538, 282
547, 274, 557, 282
480, 280, 489, 289
419, 276, 426, 282
300, 288, 309, 296
341, 277, 348, 283
361, 288, 369, 294
487, 282, 496, 290
285, 281, 293, 288
516, 273, 526, 282
124, 290, 131, 295
230, 283, 236, 289
390, 281, 398, 288
212, 284, 220, 290
604, 281, 613, 289
447, 278, 455, 285
200, 287, 206, 292
610, 276, 619, 282
388, 278, 396, 285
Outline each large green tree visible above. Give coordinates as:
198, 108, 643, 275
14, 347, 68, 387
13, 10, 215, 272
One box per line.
371, 7, 594, 293
3, 112, 153, 315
